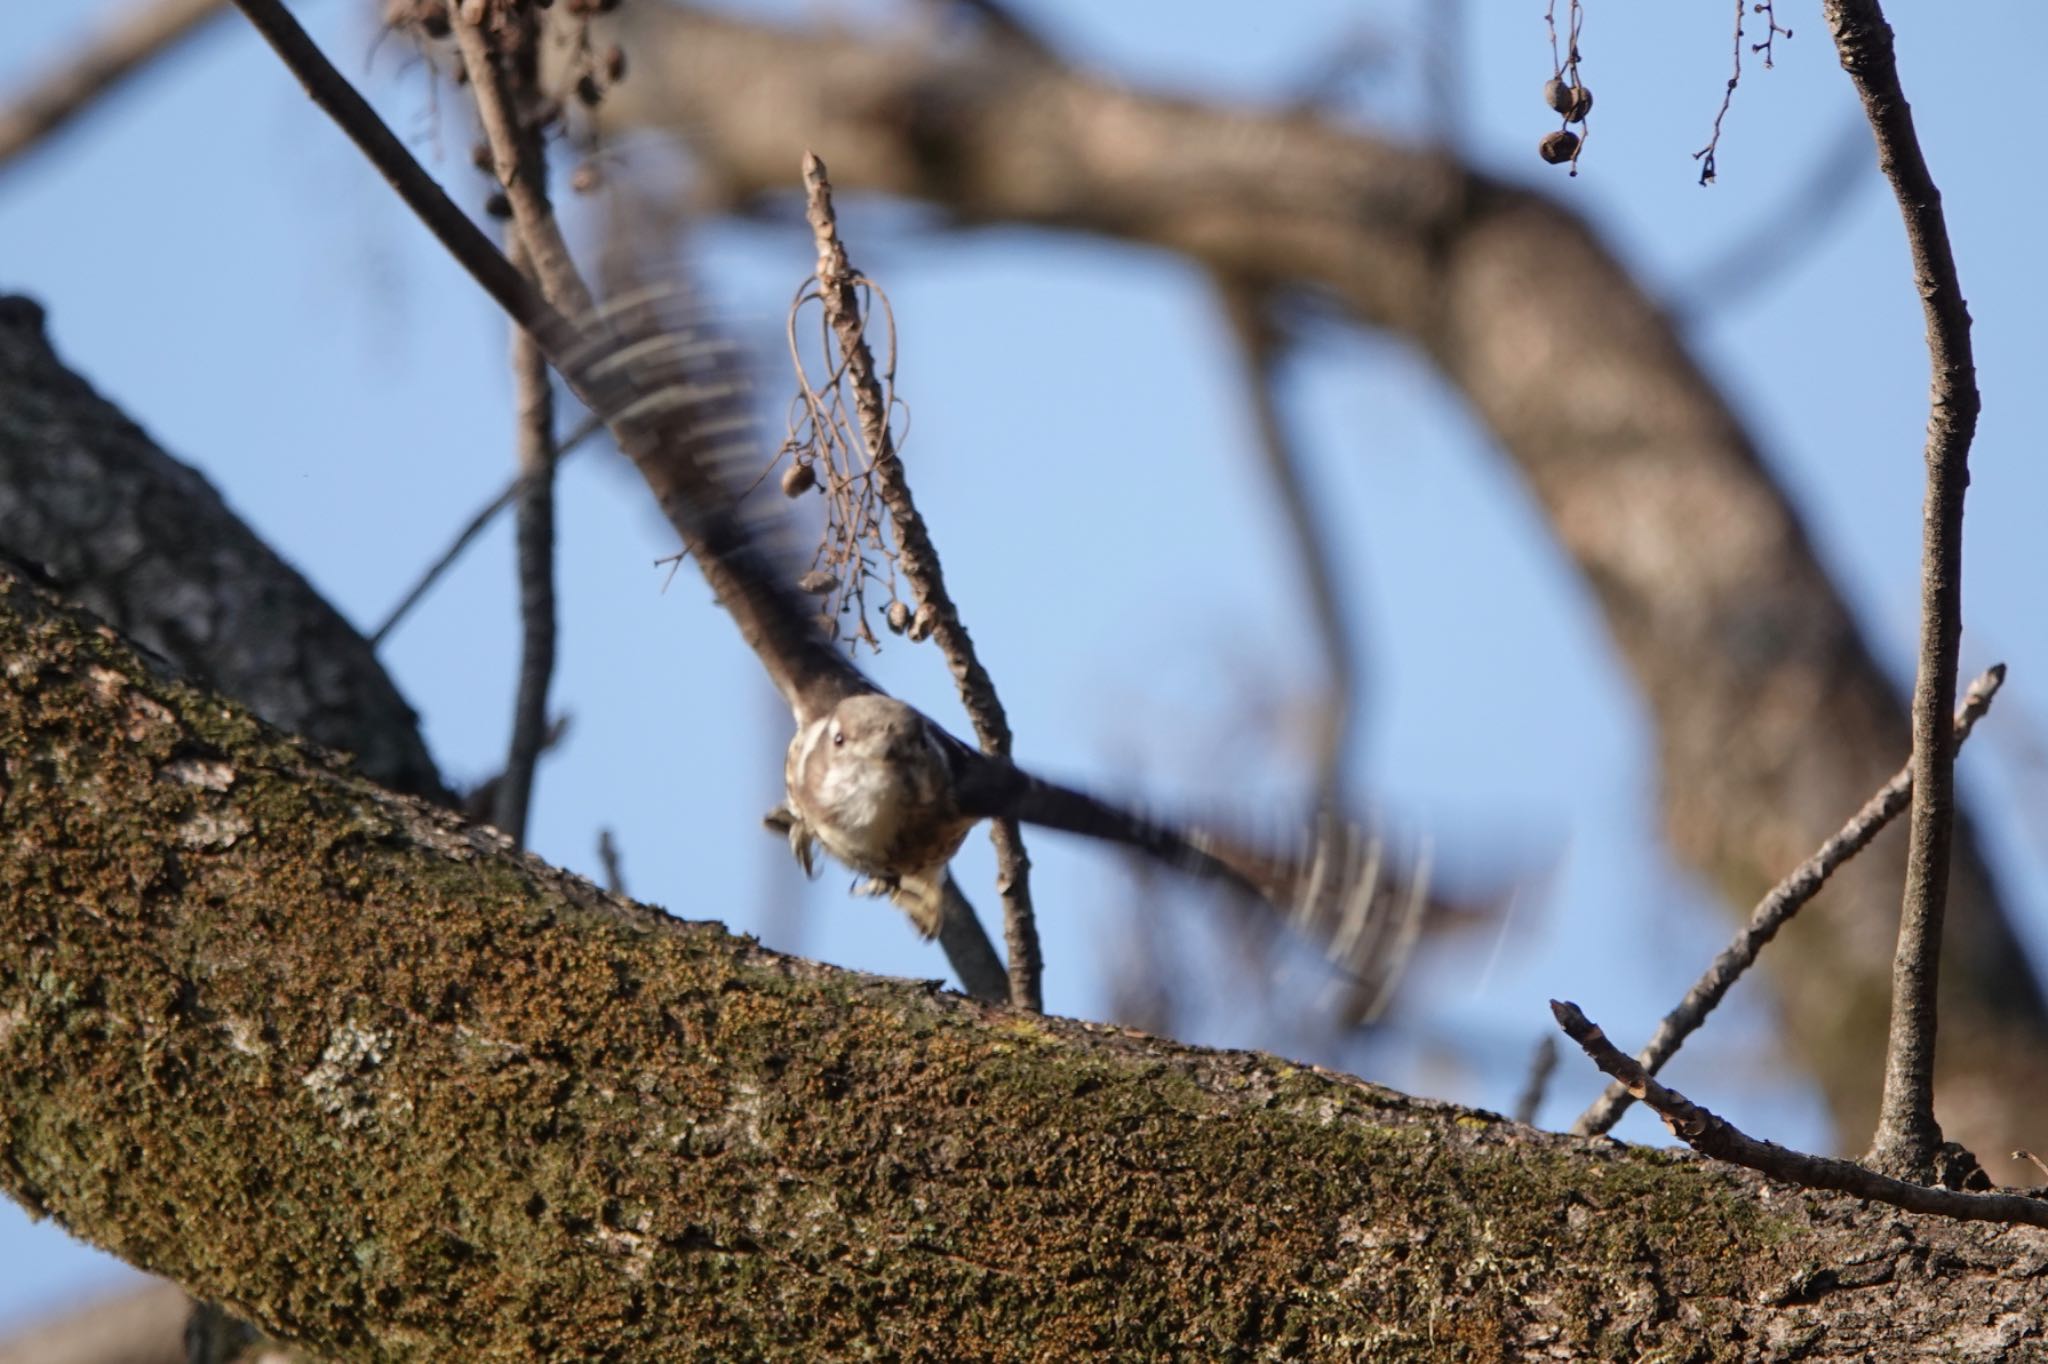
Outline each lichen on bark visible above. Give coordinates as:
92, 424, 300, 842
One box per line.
0, 567, 2042, 1361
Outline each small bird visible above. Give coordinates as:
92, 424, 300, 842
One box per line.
570, 278, 1432, 1008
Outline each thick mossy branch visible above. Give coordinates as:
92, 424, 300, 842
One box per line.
0, 572, 2042, 1361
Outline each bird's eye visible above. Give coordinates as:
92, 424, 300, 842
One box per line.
832, 729, 845, 747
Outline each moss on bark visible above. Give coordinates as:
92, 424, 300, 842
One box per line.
0, 570, 2042, 1361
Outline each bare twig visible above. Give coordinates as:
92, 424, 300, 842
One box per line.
488, 227, 561, 846
228, 1, 545, 332
1694, 0, 1791, 185
1573, 665, 2005, 1137
370, 413, 599, 647
0, 0, 229, 172
1553, 1000, 2048, 1228
597, 827, 626, 897
1514, 1034, 1558, 1127
2014, 1150, 2048, 1183
800, 152, 1042, 1014
1213, 276, 1357, 809
1670, 112, 1870, 323
1825, 0, 1981, 1179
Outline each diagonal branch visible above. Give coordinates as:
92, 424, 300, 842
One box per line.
0, 0, 229, 173
1554, 1001, 2047, 1228
1574, 665, 2005, 1137
1823, 0, 1981, 1178
801, 153, 1042, 1013
371, 414, 600, 648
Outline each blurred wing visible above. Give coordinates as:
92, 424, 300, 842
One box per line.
562, 273, 874, 725
950, 742, 1432, 1014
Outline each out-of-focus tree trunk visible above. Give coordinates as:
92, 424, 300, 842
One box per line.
578, 4, 2046, 1164
0, 566, 2042, 1360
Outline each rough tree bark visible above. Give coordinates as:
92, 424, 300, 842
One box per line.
1, 565, 2044, 1361
0, 297, 446, 805
576, 3, 2046, 1163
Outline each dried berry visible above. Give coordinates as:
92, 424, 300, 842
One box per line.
1564, 84, 1593, 122
1538, 130, 1580, 165
575, 73, 602, 108
908, 603, 938, 642
780, 461, 816, 498
484, 190, 512, 218
885, 601, 911, 635
605, 45, 627, 82
1543, 77, 1572, 114
571, 161, 602, 195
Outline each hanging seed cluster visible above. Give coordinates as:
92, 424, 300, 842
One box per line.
1539, 0, 1593, 175
775, 278, 917, 655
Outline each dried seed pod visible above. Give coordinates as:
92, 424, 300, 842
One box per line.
1538, 130, 1581, 165
1543, 77, 1573, 114
885, 600, 911, 635
780, 461, 816, 497
798, 570, 838, 596
1564, 84, 1594, 122
908, 603, 938, 642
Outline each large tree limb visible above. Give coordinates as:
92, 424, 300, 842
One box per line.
2, 567, 2047, 1359
583, 5, 2047, 1161
0, 295, 446, 804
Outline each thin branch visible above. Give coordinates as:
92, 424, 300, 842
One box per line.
1573, 665, 2005, 1137
1669, 111, 1870, 323
1824, 0, 1982, 1178
1513, 1034, 1558, 1127
1552, 1001, 2048, 1228
0, 0, 229, 172
930, 873, 1012, 1004
227, 0, 546, 333
1213, 275, 1357, 809
800, 152, 1043, 1014
370, 414, 599, 647
1694, 0, 1789, 185
491, 231, 559, 848
597, 827, 626, 897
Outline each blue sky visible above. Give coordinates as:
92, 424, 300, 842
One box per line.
3, 0, 2046, 1326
